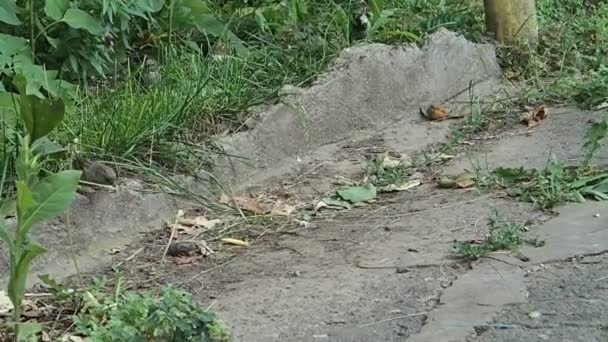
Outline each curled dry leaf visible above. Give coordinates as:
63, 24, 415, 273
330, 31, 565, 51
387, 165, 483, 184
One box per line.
219, 193, 268, 215
221, 238, 250, 247
520, 105, 549, 128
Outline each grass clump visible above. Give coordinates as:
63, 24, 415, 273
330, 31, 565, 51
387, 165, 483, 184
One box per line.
508, 0, 608, 108
477, 120, 608, 209
366, 154, 412, 187
453, 215, 544, 260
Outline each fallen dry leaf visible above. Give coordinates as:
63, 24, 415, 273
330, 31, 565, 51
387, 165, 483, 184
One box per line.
438, 172, 476, 189
219, 193, 268, 215
379, 179, 422, 193
221, 238, 250, 247
520, 105, 549, 128
270, 201, 296, 217
178, 216, 221, 229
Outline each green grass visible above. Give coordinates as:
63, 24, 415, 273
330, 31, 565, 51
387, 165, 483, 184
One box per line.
8, 0, 608, 188
469, 120, 608, 210
453, 214, 544, 260
41, 0, 485, 177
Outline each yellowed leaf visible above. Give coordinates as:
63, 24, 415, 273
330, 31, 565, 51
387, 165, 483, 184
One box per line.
455, 177, 476, 188
221, 238, 250, 247
379, 179, 422, 193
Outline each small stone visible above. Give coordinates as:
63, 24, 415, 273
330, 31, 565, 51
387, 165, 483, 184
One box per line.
528, 311, 542, 319
538, 333, 550, 340
593, 213, 600, 218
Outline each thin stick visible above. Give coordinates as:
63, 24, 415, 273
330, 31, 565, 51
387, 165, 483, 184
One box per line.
65, 208, 84, 288
227, 183, 248, 221
113, 247, 145, 269
126, 247, 145, 262
78, 180, 116, 191
183, 254, 246, 284
162, 213, 181, 261
359, 311, 428, 328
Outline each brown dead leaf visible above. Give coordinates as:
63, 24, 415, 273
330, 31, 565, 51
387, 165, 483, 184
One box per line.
520, 105, 549, 128
219, 193, 268, 215
270, 201, 296, 217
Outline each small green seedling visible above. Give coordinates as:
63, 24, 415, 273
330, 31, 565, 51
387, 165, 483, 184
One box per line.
453, 215, 544, 260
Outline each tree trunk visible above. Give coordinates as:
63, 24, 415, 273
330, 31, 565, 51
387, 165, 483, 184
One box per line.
484, 0, 538, 44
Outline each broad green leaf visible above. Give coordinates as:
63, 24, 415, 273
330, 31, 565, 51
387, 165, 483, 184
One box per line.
591, 179, 608, 193
336, 183, 377, 203
31, 137, 65, 157
135, 0, 165, 12
15, 322, 43, 342
18, 93, 65, 141
570, 173, 608, 189
192, 14, 227, 37
61, 8, 104, 35
9, 243, 47, 315
0, 33, 29, 57
581, 187, 608, 200
181, 0, 211, 17
19, 170, 81, 236
0, 0, 21, 25
0, 218, 13, 250
16, 181, 35, 219
44, 0, 69, 20
0, 92, 19, 130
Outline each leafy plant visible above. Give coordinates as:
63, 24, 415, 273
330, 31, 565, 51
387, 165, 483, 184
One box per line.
0, 63, 81, 339
483, 120, 608, 209
40, 275, 231, 341
453, 214, 543, 260
0, 139, 80, 339
366, 155, 411, 187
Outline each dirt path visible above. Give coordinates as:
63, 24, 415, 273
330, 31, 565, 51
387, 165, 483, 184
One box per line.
94, 106, 608, 342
